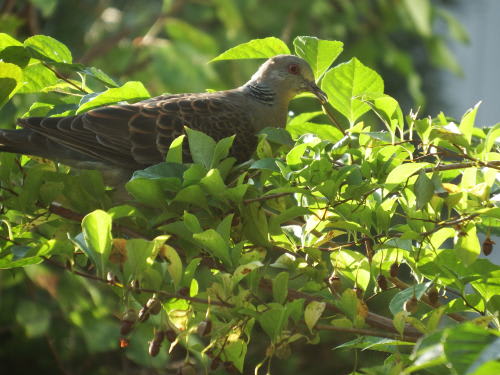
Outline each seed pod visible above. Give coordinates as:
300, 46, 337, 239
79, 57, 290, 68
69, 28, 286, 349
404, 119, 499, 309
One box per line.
354, 287, 363, 299
146, 297, 161, 315
197, 319, 212, 337
427, 287, 439, 305
122, 309, 136, 324
106, 271, 115, 284
165, 329, 177, 342
120, 321, 134, 335
210, 358, 221, 370
404, 296, 418, 313
119, 337, 129, 348
377, 274, 388, 290
148, 340, 161, 357
138, 307, 150, 323
223, 361, 238, 374
389, 262, 399, 278
482, 237, 495, 256
154, 329, 165, 343
275, 343, 291, 359
328, 274, 342, 293
177, 364, 196, 375
130, 279, 140, 291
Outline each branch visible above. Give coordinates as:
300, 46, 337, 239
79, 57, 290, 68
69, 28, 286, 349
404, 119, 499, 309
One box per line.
390, 277, 466, 322
42, 256, 231, 307
48, 202, 146, 239
243, 192, 292, 205
42, 62, 87, 94
259, 278, 422, 341
316, 324, 417, 343
421, 161, 500, 173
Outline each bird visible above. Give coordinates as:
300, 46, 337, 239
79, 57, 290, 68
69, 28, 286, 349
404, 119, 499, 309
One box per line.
0, 55, 327, 179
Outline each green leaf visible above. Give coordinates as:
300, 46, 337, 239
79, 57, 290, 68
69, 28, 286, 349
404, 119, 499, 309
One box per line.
211, 37, 290, 61
0, 62, 23, 108
16, 300, 50, 337
81, 210, 112, 277
403, 0, 432, 37
437, 8, 470, 43
193, 229, 232, 267
0, 33, 22, 50
287, 121, 343, 143
250, 158, 280, 172
221, 339, 247, 373
304, 300, 326, 332
30, 0, 58, 17
185, 127, 216, 168
455, 223, 481, 266
163, 244, 183, 289
165, 18, 218, 55
414, 171, 434, 209
123, 239, 156, 280
24, 34, 72, 63
259, 127, 294, 146
273, 272, 289, 304
82, 66, 119, 87
389, 282, 432, 315
459, 102, 480, 144
17, 62, 58, 94
443, 324, 500, 375
258, 305, 287, 341
77, 81, 150, 113
386, 162, 430, 185
322, 58, 384, 124
365, 94, 405, 135
174, 184, 208, 208
166, 135, 185, 163
232, 261, 263, 286
293, 36, 343, 79
330, 250, 371, 291
336, 289, 361, 323
483, 124, 500, 155
212, 135, 235, 167
242, 203, 270, 247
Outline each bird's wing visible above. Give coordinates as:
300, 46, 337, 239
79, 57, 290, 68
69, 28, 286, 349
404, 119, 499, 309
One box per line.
18, 91, 256, 167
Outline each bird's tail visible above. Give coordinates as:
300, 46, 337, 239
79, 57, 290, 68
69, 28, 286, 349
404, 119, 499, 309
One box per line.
0, 128, 59, 160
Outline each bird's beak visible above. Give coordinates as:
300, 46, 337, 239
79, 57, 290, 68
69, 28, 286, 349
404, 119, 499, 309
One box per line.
307, 81, 328, 104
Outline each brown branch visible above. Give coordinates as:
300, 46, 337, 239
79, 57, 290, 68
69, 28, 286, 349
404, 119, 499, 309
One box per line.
316, 324, 418, 342
243, 192, 292, 205
389, 277, 466, 322
42, 256, 231, 307
79, 28, 132, 65
421, 162, 481, 174
47, 202, 146, 239
321, 102, 346, 134
259, 278, 422, 341
45, 334, 72, 375
42, 63, 87, 94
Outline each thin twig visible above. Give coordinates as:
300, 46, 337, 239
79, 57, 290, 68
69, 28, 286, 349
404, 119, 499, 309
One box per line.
42, 256, 231, 307
243, 192, 292, 205
42, 63, 87, 93
259, 278, 422, 340
316, 324, 418, 343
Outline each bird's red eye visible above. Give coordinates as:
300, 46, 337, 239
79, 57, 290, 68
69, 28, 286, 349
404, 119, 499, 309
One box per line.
288, 64, 299, 75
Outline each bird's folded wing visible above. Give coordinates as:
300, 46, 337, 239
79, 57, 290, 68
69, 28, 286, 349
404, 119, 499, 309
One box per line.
17, 92, 253, 168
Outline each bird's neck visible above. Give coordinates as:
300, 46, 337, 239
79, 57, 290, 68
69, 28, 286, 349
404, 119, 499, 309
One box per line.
244, 82, 276, 106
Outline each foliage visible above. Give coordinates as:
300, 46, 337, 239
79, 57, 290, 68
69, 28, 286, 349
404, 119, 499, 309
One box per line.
0, 0, 467, 112
1, 32, 499, 375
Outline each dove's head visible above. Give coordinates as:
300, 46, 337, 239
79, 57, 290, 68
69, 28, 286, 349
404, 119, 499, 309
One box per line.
248, 55, 328, 103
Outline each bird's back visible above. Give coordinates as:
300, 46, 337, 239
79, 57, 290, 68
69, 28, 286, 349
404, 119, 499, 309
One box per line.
1, 88, 260, 170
